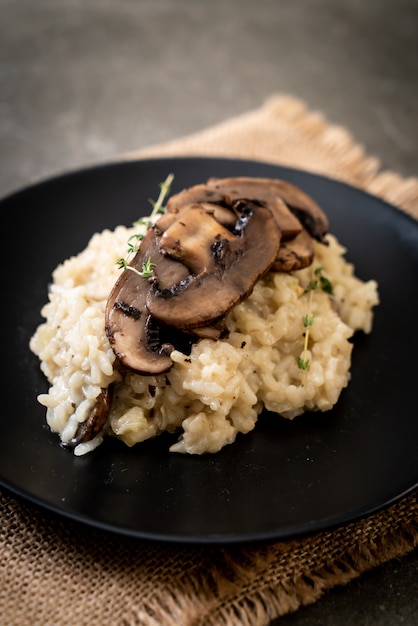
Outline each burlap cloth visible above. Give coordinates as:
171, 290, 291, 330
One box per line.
1, 95, 417, 626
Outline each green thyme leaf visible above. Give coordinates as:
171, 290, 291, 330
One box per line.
138, 257, 156, 279
297, 356, 310, 371
314, 266, 334, 295
126, 233, 144, 255
115, 257, 129, 270
303, 314, 315, 328
115, 256, 156, 279
319, 275, 334, 294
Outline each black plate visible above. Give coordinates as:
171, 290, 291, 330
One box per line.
1, 157, 417, 544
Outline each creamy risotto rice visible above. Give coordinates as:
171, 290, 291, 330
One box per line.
30, 221, 379, 456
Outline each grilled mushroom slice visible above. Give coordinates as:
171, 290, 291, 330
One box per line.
105, 228, 189, 374
271, 228, 315, 272
155, 200, 237, 235
64, 386, 113, 448
207, 177, 329, 242
104, 175, 329, 375
158, 204, 243, 274
271, 179, 329, 243
165, 179, 302, 240
147, 200, 281, 329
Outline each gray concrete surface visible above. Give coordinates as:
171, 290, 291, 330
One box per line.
1, 1, 417, 623
1, 0, 417, 198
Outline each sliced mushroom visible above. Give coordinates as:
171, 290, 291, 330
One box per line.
64, 386, 113, 448
105, 228, 188, 374
207, 177, 329, 242
193, 176, 325, 270
271, 228, 314, 272
164, 183, 225, 212
167, 179, 302, 240
272, 181, 329, 242
206, 177, 303, 240
105, 175, 330, 375
201, 202, 238, 228
155, 199, 237, 234
147, 201, 281, 329
158, 204, 243, 274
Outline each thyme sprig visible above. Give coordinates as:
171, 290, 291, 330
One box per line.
147, 172, 174, 221
115, 255, 156, 279
115, 173, 174, 279
297, 266, 334, 384
305, 265, 334, 296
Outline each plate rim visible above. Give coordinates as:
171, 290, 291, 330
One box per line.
1, 155, 417, 545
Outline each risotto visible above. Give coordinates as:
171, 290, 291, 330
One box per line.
29, 177, 379, 456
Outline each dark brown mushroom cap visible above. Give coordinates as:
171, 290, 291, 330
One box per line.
64, 386, 113, 448
105, 228, 185, 374
207, 177, 329, 242
105, 212, 241, 372
162, 176, 326, 274
166, 179, 303, 240
271, 228, 315, 272
271, 179, 329, 243
146, 200, 281, 329
164, 184, 225, 213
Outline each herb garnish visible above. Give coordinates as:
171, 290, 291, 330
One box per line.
115, 173, 174, 279
297, 266, 334, 384
146, 172, 174, 221
115, 255, 156, 278
305, 265, 334, 296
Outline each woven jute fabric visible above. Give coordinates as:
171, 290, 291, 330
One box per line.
1, 95, 417, 626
